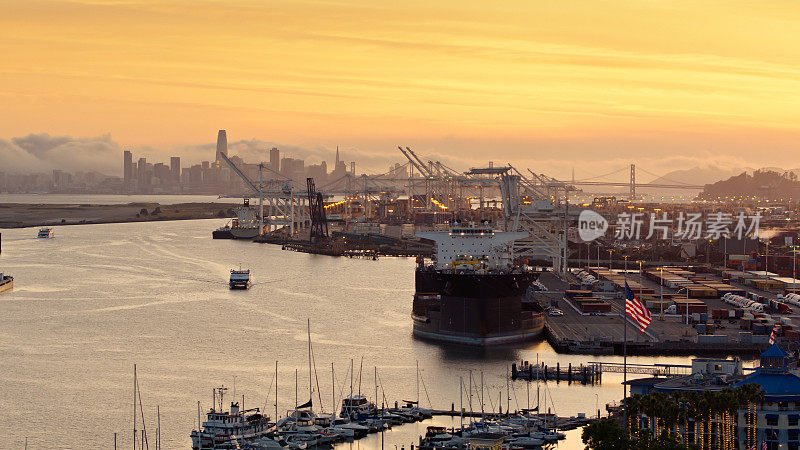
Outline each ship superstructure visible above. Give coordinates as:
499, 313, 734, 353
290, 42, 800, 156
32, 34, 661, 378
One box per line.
412, 221, 543, 345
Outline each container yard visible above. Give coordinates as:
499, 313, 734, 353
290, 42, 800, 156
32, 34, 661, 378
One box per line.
538, 264, 800, 356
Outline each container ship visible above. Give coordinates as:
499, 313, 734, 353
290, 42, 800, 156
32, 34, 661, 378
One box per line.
412, 222, 544, 346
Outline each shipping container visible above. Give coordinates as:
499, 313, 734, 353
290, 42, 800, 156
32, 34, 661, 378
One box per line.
697, 335, 728, 344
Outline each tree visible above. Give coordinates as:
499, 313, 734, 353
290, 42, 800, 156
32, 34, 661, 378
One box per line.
582, 417, 630, 450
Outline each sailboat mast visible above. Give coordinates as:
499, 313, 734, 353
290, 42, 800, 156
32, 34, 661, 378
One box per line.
468, 370, 473, 424
416, 360, 420, 406
358, 357, 363, 396
133, 364, 137, 450
480, 371, 485, 419
506, 365, 510, 414
459, 376, 463, 430
307, 319, 312, 411
350, 359, 353, 398
275, 361, 278, 425
374, 366, 377, 407
157, 405, 161, 450
332, 362, 335, 417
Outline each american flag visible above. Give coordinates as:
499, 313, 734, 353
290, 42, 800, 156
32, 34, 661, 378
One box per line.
769, 325, 780, 345
625, 282, 651, 333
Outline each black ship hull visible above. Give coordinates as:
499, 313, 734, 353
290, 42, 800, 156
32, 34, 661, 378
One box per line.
212, 228, 234, 239
412, 270, 544, 346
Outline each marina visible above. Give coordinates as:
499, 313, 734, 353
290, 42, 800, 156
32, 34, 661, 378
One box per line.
0, 219, 670, 449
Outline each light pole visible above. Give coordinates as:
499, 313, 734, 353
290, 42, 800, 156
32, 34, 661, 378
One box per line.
685, 281, 690, 327
597, 244, 600, 273
595, 393, 599, 419
608, 249, 613, 271
659, 266, 664, 320
724, 236, 728, 269
793, 245, 797, 294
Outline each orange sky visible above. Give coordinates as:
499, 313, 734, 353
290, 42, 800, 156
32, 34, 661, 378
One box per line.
2, 0, 800, 176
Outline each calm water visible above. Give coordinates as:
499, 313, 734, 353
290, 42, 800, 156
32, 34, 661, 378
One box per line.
0, 219, 697, 449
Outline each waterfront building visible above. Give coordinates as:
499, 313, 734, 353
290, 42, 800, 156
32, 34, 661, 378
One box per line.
625, 344, 800, 449
269, 147, 280, 172
123, 150, 133, 187
170, 157, 180, 183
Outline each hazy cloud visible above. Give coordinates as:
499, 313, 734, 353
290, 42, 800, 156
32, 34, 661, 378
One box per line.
0, 133, 121, 175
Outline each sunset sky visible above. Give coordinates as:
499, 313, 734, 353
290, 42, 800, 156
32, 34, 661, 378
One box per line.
2, 0, 800, 177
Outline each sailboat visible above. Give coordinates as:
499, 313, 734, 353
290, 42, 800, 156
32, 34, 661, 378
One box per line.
277, 320, 342, 446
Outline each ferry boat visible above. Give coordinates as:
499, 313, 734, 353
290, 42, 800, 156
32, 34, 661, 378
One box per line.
229, 269, 251, 289
0, 273, 12, 295
191, 386, 279, 449
412, 221, 544, 346
37, 227, 54, 238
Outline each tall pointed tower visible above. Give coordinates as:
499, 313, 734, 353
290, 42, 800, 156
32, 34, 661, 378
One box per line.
216, 130, 227, 162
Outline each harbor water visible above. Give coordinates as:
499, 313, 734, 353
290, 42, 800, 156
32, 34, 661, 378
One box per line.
0, 218, 697, 449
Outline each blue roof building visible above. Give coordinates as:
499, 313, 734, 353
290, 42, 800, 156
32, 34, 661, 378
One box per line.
626, 344, 800, 449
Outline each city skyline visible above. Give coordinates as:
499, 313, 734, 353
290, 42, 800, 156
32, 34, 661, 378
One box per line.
2, 1, 800, 179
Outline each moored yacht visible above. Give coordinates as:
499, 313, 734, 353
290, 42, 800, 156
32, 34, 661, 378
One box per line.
339, 395, 378, 421
191, 386, 278, 449
37, 227, 54, 238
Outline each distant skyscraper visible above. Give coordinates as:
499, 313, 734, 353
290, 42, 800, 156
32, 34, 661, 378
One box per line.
137, 157, 147, 187
270, 147, 280, 172
335, 146, 340, 167
170, 157, 181, 182
216, 130, 227, 162
123, 150, 133, 185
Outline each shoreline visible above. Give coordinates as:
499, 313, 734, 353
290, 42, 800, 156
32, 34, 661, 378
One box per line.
0, 202, 237, 229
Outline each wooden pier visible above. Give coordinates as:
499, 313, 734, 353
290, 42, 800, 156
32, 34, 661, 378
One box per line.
510, 361, 601, 384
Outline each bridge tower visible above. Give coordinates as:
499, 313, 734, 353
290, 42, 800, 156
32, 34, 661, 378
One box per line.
629, 164, 636, 201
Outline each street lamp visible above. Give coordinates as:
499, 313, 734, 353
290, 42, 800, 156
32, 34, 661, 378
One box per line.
659, 266, 664, 320
595, 393, 599, 419
608, 249, 613, 271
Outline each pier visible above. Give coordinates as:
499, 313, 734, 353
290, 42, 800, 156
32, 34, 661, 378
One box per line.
510, 361, 601, 384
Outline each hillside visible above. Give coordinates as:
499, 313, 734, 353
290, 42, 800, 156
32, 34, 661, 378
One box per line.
697, 169, 800, 201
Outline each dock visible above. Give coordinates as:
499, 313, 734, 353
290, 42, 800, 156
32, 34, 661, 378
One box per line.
510, 361, 601, 384
429, 409, 596, 431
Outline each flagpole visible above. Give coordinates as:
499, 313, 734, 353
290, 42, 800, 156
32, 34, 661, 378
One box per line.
623, 256, 628, 409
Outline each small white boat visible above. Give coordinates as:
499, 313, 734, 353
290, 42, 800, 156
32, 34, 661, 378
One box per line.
37, 228, 54, 238
509, 435, 545, 447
